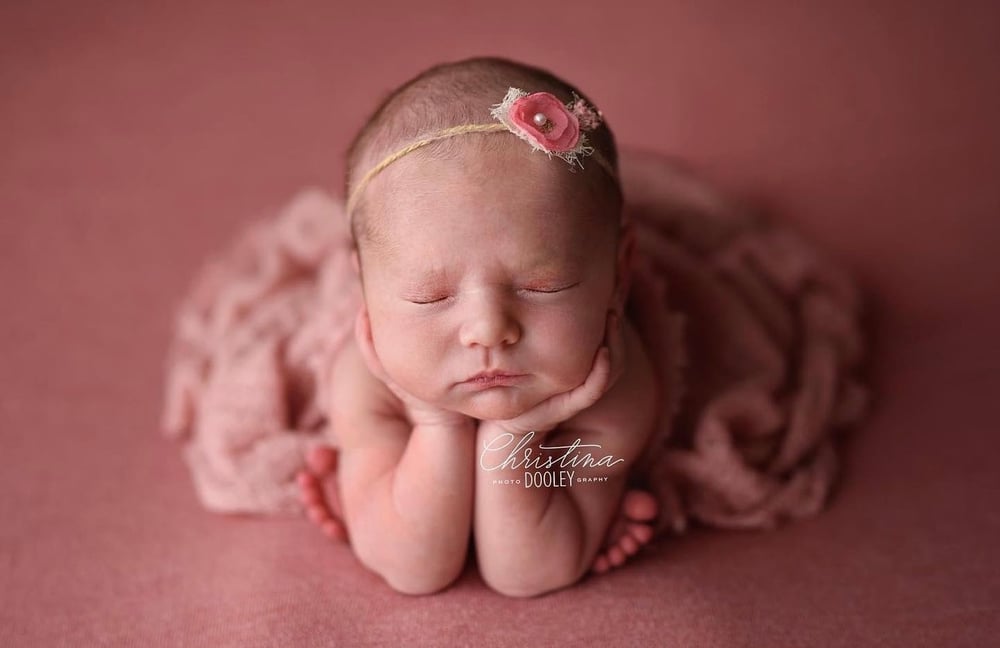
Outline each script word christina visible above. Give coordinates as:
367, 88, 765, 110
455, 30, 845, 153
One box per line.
479, 431, 625, 479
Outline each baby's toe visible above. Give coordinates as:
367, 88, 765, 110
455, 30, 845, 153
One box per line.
608, 546, 627, 567
296, 470, 325, 503
297, 470, 318, 488
307, 504, 332, 525
306, 446, 337, 475
627, 522, 655, 545
619, 534, 640, 556
592, 555, 611, 574
622, 489, 658, 522
299, 485, 323, 506
322, 519, 347, 542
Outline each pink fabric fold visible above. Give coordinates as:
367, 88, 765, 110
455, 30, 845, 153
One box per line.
161, 150, 871, 538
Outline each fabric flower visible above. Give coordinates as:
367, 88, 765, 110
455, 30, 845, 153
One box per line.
509, 92, 580, 153
489, 87, 604, 171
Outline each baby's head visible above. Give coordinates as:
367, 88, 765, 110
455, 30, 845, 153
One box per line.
343, 56, 633, 421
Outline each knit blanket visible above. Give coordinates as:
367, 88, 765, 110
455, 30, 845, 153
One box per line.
160, 150, 871, 538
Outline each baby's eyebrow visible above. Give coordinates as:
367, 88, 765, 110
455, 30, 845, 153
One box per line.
520, 253, 585, 275
408, 275, 445, 288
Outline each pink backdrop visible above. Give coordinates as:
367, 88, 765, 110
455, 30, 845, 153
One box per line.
1, 1, 998, 645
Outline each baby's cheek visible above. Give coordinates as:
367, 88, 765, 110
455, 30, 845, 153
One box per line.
376, 323, 454, 400
532, 313, 604, 388
380, 332, 434, 382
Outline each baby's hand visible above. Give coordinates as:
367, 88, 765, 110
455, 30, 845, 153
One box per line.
487, 309, 627, 437
355, 305, 472, 430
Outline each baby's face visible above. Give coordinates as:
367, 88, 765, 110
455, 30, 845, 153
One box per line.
356, 140, 624, 421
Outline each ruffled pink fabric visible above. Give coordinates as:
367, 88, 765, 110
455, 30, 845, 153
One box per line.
161, 150, 871, 538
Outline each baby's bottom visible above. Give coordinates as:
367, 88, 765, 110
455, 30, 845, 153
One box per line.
296, 445, 661, 579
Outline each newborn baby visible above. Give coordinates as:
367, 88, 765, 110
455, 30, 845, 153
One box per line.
297, 57, 665, 597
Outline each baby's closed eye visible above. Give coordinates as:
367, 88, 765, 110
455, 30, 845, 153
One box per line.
405, 281, 580, 305
517, 281, 580, 295
407, 294, 451, 305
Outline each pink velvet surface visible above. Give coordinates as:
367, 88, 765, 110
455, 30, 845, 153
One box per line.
1, 1, 998, 646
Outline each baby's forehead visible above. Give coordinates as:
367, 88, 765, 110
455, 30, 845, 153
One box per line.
354, 138, 617, 264
368, 198, 598, 257
373, 148, 605, 217
361, 216, 596, 287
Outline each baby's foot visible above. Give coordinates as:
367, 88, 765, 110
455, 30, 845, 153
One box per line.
590, 489, 658, 574
296, 445, 349, 543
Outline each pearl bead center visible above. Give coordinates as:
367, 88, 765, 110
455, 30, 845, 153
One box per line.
532, 112, 547, 126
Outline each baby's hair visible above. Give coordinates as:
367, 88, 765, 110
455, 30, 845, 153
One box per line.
344, 56, 623, 250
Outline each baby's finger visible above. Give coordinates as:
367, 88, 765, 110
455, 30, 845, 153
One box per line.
576, 345, 613, 407
502, 346, 611, 433
541, 345, 612, 424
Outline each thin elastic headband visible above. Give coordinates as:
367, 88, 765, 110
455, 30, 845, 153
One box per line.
345, 87, 618, 219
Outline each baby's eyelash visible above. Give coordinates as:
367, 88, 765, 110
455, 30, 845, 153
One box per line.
521, 281, 580, 294
404, 293, 451, 306
406, 282, 579, 304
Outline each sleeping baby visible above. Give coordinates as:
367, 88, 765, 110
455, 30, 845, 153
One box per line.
162, 53, 870, 601
295, 57, 666, 597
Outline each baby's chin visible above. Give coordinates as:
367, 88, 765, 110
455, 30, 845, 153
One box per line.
453, 388, 548, 423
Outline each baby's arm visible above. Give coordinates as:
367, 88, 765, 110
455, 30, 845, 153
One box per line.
331, 339, 476, 595
474, 316, 658, 597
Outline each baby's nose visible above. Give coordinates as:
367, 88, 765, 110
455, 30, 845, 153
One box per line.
458, 291, 521, 349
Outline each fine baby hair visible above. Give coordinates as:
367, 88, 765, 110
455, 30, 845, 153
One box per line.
342, 56, 625, 248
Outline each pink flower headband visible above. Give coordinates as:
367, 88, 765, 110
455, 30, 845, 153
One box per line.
345, 86, 616, 218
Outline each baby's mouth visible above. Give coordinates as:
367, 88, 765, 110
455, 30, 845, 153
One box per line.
460, 371, 527, 389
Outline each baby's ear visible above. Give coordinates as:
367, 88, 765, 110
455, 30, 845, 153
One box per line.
613, 219, 637, 312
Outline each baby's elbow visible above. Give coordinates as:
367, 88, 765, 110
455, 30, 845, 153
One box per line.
355, 538, 466, 596
480, 561, 578, 599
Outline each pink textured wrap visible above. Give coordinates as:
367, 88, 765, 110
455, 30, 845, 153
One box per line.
160, 150, 871, 538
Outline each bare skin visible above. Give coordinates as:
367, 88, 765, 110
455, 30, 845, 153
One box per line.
297, 139, 664, 596
472, 307, 661, 596
298, 306, 662, 593
298, 444, 658, 575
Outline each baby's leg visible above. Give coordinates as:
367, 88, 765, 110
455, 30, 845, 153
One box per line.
297, 445, 348, 542
590, 488, 658, 574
